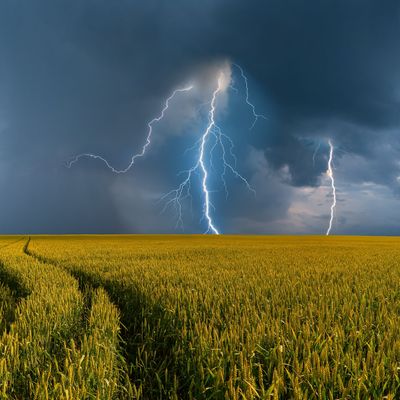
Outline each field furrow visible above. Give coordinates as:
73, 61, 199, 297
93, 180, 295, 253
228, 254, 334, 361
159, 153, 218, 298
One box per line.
0, 238, 131, 399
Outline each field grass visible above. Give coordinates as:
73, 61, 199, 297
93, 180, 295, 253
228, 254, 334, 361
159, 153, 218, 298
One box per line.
1, 235, 400, 399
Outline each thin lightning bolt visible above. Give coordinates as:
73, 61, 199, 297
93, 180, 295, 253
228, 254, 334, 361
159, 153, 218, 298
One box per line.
198, 76, 222, 234
232, 63, 268, 129
326, 139, 336, 235
161, 71, 256, 234
66, 85, 193, 173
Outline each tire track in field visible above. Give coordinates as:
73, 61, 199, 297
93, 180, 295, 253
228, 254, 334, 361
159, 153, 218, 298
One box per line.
24, 237, 194, 399
23, 237, 99, 335
0, 236, 26, 250
23, 237, 134, 398
0, 237, 88, 398
23, 238, 132, 360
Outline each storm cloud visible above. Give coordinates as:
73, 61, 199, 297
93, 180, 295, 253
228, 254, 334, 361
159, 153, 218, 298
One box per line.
0, 0, 400, 234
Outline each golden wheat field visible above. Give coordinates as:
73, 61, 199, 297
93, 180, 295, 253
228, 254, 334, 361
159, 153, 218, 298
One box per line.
0, 235, 400, 399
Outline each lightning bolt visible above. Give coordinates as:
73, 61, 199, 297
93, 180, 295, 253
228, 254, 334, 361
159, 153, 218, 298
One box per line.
198, 77, 222, 234
66, 85, 193, 173
326, 139, 336, 235
67, 63, 262, 234
161, 70, 256, 234
232, 63, 268, 129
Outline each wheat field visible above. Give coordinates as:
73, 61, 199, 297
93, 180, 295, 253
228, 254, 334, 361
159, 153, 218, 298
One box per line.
0, 235, 400, 399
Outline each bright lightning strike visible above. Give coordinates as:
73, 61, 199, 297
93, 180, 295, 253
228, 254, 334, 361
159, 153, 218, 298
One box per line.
161, 70, 256, 234
232, 63, 268, 129
66, 85, 193, 173
326, 139, 336, 235
67, 63, 262, 234
198, 75, 223, 234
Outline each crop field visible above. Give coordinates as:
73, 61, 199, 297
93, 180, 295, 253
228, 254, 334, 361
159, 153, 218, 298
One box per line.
0, 235, 400, 399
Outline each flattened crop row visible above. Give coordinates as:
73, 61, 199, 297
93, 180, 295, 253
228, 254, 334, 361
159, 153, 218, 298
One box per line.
0, 238, 130, 399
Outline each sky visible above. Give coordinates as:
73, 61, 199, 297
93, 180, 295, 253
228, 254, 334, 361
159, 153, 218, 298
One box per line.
0, 0, 400, 235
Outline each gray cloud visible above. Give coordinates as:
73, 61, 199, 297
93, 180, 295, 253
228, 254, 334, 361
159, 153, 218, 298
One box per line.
0, 0, 399, 234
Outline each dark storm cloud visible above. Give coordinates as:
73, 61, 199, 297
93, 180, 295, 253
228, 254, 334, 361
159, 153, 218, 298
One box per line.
0, 0, 399, 233
217, 0, 400, 187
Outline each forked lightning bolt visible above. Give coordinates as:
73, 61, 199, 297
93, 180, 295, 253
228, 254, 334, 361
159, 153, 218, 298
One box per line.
161, 71, 256, 234
67, 63, 263, 234
232, 63, 268, 129
66, 85, 193, 173
326, 139, 336, 235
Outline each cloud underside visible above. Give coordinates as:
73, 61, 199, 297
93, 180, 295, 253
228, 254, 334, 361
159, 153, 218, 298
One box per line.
0, 0, 399, 234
